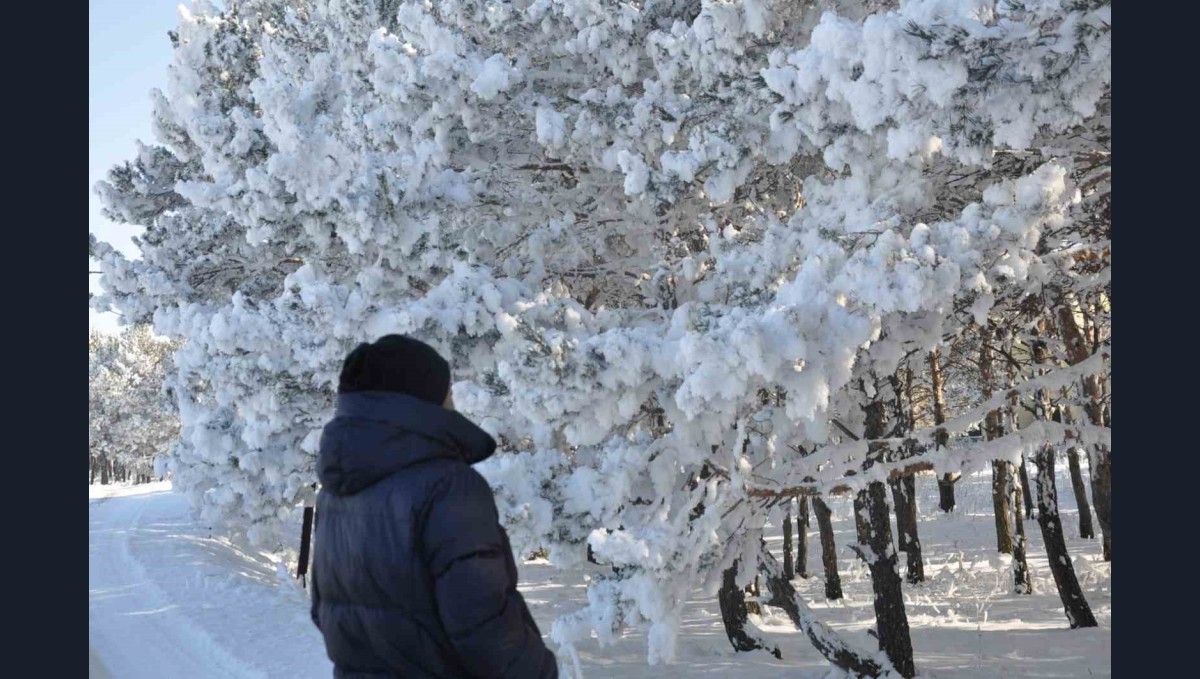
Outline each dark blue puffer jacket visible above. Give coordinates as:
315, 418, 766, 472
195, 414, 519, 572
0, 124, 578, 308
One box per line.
311, 391, 558, 679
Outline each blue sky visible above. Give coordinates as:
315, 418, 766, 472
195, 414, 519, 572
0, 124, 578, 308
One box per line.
89, 0, 186, 332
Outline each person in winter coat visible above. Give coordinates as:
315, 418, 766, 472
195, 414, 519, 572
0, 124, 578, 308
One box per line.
310, 334, 558, 679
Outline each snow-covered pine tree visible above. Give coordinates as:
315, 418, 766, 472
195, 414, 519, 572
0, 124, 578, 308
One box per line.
89, 326, 181, 484
92, 0, 1111, 674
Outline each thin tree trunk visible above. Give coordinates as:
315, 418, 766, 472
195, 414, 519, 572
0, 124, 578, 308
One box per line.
980, 324, 1014, 553
101, 456, 110, 485
796, 497, 810, 578
1089, 444, 1112, 561
1008, 373, 1035, 518
991, 461, 1013, 553
889, 474, 924, 582
1033, 445, 1098, 628
1057, 405, 1095, 539
899, 474, 924, 583
1018, 454, 1035, 516
937, 477, 957, 513
1031, 328, 1098, 627
759, 547, 883, 677
892, 371, 926, 585
782, 510, 795, 581
929, 350, 957, 512
854, 481, 915, 678
718, 560, 782, 658
297, 506, 315, 587
856, 394, 915, 678
812, 497, 843, 600
1010, 462, 1032, 594
90, 456, 97, 485
890, 478, 910, 553
1058, 302, 1111, 560
1066, 446, 1095, 539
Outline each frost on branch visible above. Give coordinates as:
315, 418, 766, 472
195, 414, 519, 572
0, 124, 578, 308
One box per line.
90, 0, 1110, 670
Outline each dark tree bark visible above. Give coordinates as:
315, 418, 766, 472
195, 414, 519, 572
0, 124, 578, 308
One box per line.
796, 497, 810, 578
1058, 303, 1111, 560
892, 368, 925, 583
854, 394, 915, 678
1066, 446, 1095, 539
717, 560, 782, 658
759, 547, 883, 677
1018, 454, 1035, 517
90, 456, 97, 485
890, 478, 910, 553
782, 510, 794, 581
1089, 445, 1112, 561
297, 506, 314, 586
853, 481, 916, 678
929, 350, 957, 512
1055, 405, 1095, 540
1010, 462, 1032, 594
937, 477, 957, 513
1007, 375, 1035, 519
1030, 326, 1097, 627
891, 474, 925, 584
1033, 445, 1098, 628
101, 456, 110, 485
980, 325, 1014, 554
990, 461, 1014, 553
812, 497, 843, 600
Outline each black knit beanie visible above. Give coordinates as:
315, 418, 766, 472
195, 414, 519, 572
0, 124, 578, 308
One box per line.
337, 335, 451, 405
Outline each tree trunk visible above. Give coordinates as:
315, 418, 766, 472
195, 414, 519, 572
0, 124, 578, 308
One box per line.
1010, 462, 1032, 594
980, 324, 1014, 554
1030, 327, 1098, 627
937, 476, 957, 513
892, 368, 925, 583
796, 497, 810, 578
812, 497, 843, 600
929, 350, 956, 512
782, 510, 795, 581
1018, 454, 1035, 517
1056, 404, 1096, 539
1008, 377, 1035, 519
1033, 445, 1098, 628
991, 461, 1014, 553
856, 393, 915, 678
1058, 303, 1111, 560
890, 478, 910, 553
1089, 445, 1112, 561
100, 456, 110, 485
297, 506, 315, 587
90, 456, 97, 485
854, 481, 916, 678
718, 560, 782, 657
1066, 446, 1095, 539
894, 474, 924, 583
759, 547, 883, 677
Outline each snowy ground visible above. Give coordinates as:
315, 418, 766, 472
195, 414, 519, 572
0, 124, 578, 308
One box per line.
89, 468, 1109, 679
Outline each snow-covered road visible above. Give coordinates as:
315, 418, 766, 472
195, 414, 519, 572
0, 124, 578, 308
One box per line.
88, 482, 332, 679
89, 475, 1109, 679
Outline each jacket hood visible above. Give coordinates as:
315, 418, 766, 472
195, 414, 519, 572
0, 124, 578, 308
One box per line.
317, 391, 497, 496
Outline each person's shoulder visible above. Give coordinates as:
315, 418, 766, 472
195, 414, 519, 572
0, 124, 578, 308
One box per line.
431, 460, 493, 497
377, 456, 489, 501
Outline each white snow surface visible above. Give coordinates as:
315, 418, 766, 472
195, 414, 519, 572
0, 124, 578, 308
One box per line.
90, 474, 1109, 678
89, 482, 329, 679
